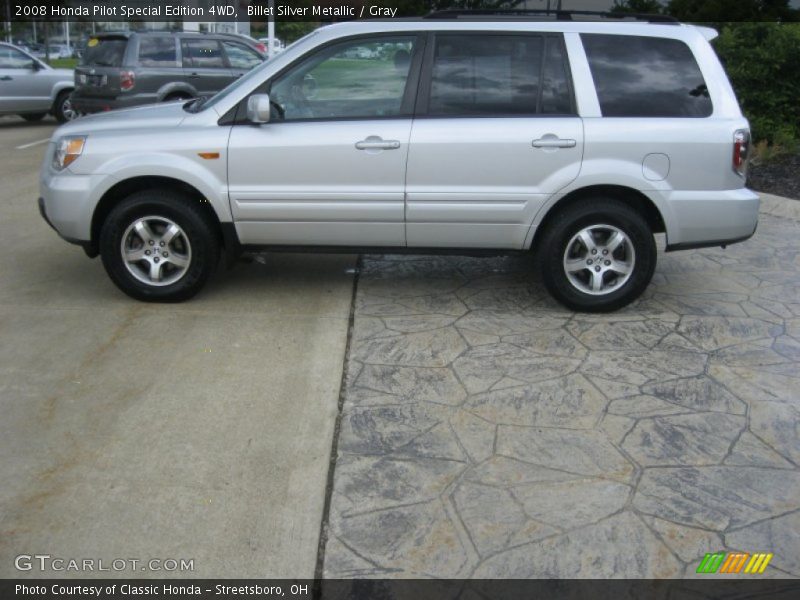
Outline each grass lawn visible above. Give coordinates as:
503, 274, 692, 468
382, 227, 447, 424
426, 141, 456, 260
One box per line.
47, 58, 78, 69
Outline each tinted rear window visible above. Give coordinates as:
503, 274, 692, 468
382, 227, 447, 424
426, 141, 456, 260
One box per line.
581, 34, 713, 118
427, 34, 573, 117
138, 36, 178, 67
81, 37, 127, 67
429, 35, 544, 116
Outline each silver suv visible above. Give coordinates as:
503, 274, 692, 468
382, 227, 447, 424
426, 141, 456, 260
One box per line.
39, 14, 758, 312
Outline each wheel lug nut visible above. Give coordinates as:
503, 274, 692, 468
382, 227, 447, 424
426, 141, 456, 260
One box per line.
160, 242, 165, 247
145, 250, 151, 256
603, 250, 608, 255
591, 249, 597, 255
587, 259, 593, 265
148, 240, 154, 246
605, 260, 611, 266
154, 257, 160, 263
595, 266, 601, 272
163, 252, 168, 257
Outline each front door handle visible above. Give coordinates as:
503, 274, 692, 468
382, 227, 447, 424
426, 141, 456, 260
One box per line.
532, 137, 577, 149
0, 76, 12, 81
355, 136, 401, 151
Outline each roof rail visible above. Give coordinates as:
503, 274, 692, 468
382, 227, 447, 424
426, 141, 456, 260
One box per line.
423, 9, 680, 24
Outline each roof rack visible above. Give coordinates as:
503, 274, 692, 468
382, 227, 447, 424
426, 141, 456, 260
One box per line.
423, 9, 680, 24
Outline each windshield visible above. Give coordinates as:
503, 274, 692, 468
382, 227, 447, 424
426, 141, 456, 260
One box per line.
81, 37, 127, 67
199, 30, 319, 112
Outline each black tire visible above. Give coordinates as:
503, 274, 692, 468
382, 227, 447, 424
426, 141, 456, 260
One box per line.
99, 190, 220, 302
21, 113, 47, 122
53, 90, 77, 123
539, 198, 657, 313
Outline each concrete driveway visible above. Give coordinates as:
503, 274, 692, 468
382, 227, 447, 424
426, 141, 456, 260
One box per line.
322, 195, 800, 579
0, 117, 356, 578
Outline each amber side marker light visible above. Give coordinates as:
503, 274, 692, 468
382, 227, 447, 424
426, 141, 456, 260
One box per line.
198, 152, 220, 160
53, 136, 87, 170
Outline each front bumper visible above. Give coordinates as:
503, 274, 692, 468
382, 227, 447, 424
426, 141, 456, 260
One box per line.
39, 165, 101, 244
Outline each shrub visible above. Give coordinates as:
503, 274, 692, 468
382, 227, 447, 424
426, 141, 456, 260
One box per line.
714, 23, 800, 147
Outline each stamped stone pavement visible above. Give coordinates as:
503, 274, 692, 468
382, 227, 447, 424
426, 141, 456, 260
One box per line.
321, 194, 800, 579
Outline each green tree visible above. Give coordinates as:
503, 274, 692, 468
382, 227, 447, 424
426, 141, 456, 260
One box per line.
666, 0, 799, 22
610, 0, 665, 15
714, 22, 800, 145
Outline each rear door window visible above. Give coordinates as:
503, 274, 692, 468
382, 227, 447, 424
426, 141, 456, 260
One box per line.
182, 40, 225, 69
81, 37, 127, 67
138, 36, 178, 67
581, 34, 713, 117
425, 34, 573, 117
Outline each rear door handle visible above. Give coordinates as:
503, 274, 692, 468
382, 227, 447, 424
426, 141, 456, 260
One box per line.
0, 76, 12, 81
532, 137, 576, 149
355, 137, 401, 151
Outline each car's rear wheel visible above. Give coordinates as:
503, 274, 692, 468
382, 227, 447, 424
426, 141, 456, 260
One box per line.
539, 198, 656, 312
100, 190, 220, 302
53, 91, 79, 123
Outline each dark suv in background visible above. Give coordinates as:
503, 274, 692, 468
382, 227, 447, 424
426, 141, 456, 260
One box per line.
71, 31, 264, 113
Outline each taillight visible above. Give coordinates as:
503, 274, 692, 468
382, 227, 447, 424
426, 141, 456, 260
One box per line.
119, 70, 135, 91
733, 129, 750, 177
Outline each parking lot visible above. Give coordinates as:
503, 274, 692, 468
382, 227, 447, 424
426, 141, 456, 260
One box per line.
1, 116, 798, 579
0, 117, 356, 578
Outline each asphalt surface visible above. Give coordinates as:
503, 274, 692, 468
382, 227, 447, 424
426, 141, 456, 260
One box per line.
0, 116, 356, 578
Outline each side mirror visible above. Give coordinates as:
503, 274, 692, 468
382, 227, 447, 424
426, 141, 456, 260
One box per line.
32, 60, 43, 71
247, 94, 271, 124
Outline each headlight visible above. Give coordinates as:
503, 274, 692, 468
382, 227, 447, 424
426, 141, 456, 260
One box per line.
52, 136, 86, 171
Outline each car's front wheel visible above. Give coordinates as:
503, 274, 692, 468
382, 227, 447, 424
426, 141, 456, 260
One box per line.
100, 190, 220, 302
53, 90, 79, 123
539, 198, 656, 312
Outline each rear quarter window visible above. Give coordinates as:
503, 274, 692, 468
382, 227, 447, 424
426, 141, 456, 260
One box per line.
81, 37, 127, 67
581, 34, 713, 118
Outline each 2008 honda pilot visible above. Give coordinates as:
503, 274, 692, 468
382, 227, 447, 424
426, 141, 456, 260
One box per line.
39, 13, 758, 312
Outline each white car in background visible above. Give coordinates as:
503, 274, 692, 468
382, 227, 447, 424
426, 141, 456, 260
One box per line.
258, 37, 285, 55
47, 44, 73, 59
0, 42, 77, 122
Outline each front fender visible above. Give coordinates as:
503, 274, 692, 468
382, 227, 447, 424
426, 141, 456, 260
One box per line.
50, 82, 73, 104
87, 153, 232, 224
